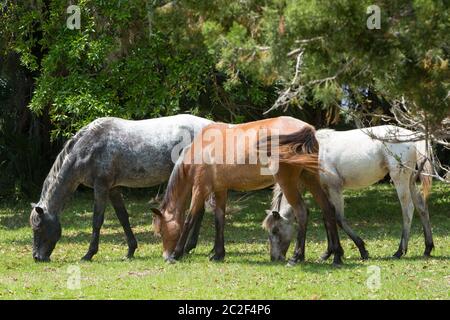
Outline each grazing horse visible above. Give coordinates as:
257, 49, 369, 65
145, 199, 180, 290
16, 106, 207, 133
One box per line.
151, 117, 344, 265
29, 115, 213, 262
262, 125, 434, 261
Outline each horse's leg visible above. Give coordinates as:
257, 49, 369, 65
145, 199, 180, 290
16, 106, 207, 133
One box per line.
276, 167, 308, 265
328, 188, 369, 260
301, 172, 344, 266
185, 194, 216, 254
172, 191, 207, 261
284, 190, 308, 265
210, 191, 228, 261
82, 182, 108, 261
319, 215, 333, 261
109, 188, 138, 259
184, 207, 205, 254
391, 171, 415, 258
410, 176, 434, 257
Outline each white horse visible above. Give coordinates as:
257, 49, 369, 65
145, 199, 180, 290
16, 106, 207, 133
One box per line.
263, 125, 434, 261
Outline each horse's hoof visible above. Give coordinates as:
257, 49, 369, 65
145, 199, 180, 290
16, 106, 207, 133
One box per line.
423, 247, 433, 258
424, 244, 434, 257
184, 245, 196, 255
34, 257, 51, 263
81, 256, 93, 262
287, 256, 303, 266
184, 248, 196, 255
332, 255, 343, 267
209, 254, 225, 262
320, 252, 331, 261
286, 260, 296, 267
125, 250, 135, 259
173, 251, 184, 260
124, 254, 134, 261
361, 251, 369, 261
392, 251, 403, 259
126, 248, 136, 259
165, 256, 177, 264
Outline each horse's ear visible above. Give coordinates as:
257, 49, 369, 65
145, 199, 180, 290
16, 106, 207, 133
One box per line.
30, 206, 44, 228
34, 206, 45, 217
272, 211, 281, 220
150, 208, 162, 217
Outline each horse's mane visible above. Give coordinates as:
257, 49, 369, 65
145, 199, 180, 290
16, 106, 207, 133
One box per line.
262, 184, 293, 231
39, 119, 107, 203
160, 153, 186, 211
271, 183, 284, 211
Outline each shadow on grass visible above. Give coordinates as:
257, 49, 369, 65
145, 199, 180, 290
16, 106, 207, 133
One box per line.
182, 253, 364, 273
374, 255, 450, 262
8, 229, 161, 246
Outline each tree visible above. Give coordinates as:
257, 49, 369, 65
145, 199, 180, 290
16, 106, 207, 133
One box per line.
196, 0, 449, 179
0, 0, 448, 196
0, 0, 278, 196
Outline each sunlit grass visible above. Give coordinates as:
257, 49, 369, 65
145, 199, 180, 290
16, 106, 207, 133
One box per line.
0, 183, 448, 299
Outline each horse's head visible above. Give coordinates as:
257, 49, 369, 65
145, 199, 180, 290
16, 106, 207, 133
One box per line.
262, 210, 294, 262
29, 204, 61, 262
151, 207, 182, 261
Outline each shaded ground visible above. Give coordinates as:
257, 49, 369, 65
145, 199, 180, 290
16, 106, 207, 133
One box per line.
0, 183, 448, 299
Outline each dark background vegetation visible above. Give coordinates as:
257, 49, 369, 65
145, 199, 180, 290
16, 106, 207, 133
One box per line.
0, 1, 448, 199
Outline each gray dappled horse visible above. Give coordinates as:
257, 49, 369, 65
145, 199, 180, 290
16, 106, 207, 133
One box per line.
30, 115, 212, 262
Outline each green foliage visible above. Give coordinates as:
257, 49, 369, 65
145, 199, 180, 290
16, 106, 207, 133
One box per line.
197, 0, 449, 123
0, 0, 281, 139
3, 0, 446, 133
0, 1, 449, 197
0, 123, 46, 198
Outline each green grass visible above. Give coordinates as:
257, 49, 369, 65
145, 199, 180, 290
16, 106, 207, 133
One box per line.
0, 183, 449, 300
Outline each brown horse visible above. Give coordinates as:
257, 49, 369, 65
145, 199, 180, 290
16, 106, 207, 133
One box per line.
151, 117, 344, 265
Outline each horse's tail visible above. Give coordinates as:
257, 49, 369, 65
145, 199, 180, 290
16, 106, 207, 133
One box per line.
261, 125, 320, 174
416, 140, 433, 200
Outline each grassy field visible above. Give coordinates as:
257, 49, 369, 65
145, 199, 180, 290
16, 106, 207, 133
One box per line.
0, 183, 448, 300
